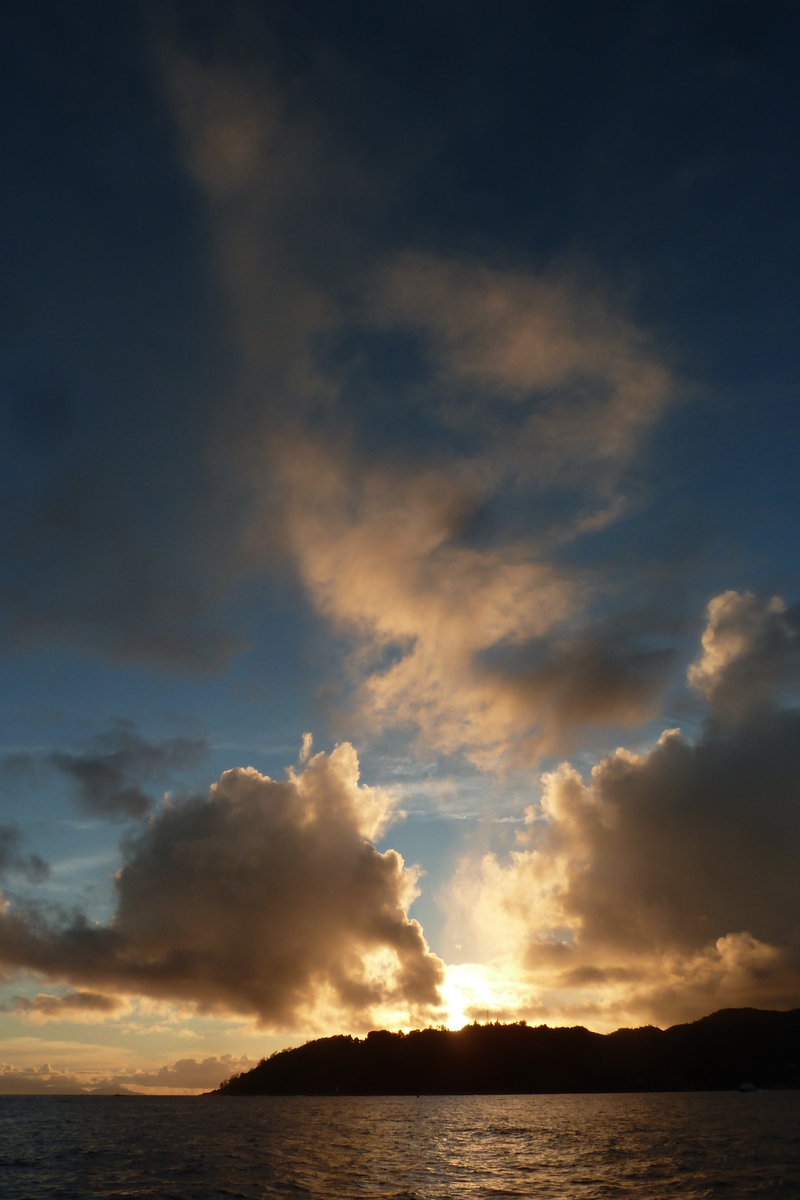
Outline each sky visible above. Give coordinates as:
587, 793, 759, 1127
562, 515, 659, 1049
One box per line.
0, 0, 799, 1094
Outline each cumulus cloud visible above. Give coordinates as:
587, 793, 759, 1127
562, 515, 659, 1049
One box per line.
442, 590, 800, 1027
102, 1053, 257, 1093
0, 744, 444, 1030
48, 723, 207, 819
688, 590, 800, 718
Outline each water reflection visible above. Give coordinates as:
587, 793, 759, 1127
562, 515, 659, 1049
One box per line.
0, 1091, 798, 1198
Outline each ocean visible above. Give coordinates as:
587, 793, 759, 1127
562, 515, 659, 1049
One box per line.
1, 1091, 798, 1198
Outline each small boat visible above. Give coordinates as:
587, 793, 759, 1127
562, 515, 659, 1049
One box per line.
738, 1082, 757, 1092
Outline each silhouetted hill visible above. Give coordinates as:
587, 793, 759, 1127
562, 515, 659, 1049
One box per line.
216, 1008, 800, 1095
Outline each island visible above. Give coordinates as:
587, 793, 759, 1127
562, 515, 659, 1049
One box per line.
214, 1008, 800, 1095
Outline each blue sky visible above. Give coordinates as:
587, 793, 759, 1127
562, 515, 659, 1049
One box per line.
0, 0, 799, 1092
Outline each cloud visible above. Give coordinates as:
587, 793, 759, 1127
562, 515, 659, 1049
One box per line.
688, 589, 800, 718
48, 723, 207, 818
161, 46, 341, 389
0, 427, 250, 673
478, 635, 673, 750
0, 1063, 92, 1095
376, 253, 673, 485
0, 29, 679, 731
0, 744, 444, 1030
276, 442, 576, 767
0, 826, 49, 884
0, 991, 125, 1022
441, 590, 800, 1026
274, 437, 672, 767
103, 1053, 257, 1092
158, 45, 679, 770
0, 1052, 256, 1095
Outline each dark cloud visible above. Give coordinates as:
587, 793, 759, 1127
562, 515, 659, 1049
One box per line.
537, 708, 800, 958
49, 724, 207, 818
0, 8, 253, 674
446, 590, 800, 1025
0, 826, 49, 885
0, 463, 248, 672
0, 990, 123, 1017
0, 1067, 90, 1095
0, 745, 444, 1029
481, 634, 674, 748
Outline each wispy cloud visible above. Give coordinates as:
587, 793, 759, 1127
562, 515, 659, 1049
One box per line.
158, 43, 680, 772
48, 723, 207, 819
0, 825, 49, 884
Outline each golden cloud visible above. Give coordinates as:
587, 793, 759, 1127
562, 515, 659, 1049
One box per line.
0, 746, 444, 1032
440, 592, 800, 1026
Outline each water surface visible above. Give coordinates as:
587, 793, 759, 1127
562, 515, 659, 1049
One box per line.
1, 1091, 798, 1198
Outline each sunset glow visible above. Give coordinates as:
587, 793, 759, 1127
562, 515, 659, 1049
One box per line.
0, 1, 798, 1095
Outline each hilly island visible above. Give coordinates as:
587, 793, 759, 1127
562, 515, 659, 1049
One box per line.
215, 1009, 800, 1096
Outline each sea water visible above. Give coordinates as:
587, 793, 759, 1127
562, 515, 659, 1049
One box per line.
1, 1091, 799, 1198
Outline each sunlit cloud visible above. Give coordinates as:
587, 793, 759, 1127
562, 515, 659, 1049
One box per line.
439, 592, 800, 1027
376, 252, 673, 484
0, 12, 796, 1082
158, 45, 680, 772
0, 744, 444, 1032
688, 589, 800, 718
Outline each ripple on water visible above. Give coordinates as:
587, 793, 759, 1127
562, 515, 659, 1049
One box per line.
0, 1092, 798, 1198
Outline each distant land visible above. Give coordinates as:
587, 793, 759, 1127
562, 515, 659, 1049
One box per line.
216, 1009, 800, 1095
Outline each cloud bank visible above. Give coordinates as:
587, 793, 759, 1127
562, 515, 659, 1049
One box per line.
0, 1053, 255, 1095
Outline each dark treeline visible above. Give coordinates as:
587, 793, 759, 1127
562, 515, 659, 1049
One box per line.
216, 1008, 800, 1095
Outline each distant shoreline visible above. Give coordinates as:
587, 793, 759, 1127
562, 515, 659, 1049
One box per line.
215, 1007, 800, 1096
